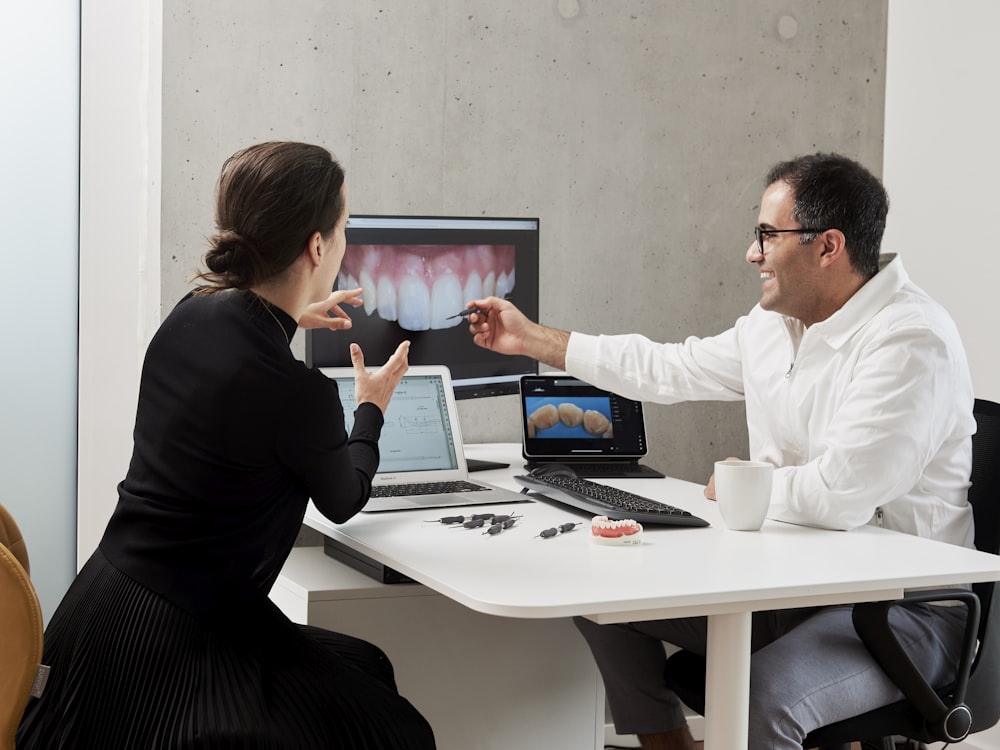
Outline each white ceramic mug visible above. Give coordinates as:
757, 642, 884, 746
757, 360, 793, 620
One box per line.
713, 460, 774, 531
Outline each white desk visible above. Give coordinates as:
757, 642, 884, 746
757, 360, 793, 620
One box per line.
295, 443, 1000, 750
271, 546, 604, 750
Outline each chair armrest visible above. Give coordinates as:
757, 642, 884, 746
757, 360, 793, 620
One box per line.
852, 590, 980, 743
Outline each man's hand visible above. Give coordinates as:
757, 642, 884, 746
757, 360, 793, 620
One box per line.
466, 296, 531, 355
299, 288, 364, 331
704, 456, 743, 500
467, 296, 570, 370
351, 340, 410, 414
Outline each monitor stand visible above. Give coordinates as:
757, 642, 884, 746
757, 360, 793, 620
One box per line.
466, 457, 510, 472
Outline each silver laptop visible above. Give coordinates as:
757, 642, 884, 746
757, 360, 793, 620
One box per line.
320, 365, 530, 512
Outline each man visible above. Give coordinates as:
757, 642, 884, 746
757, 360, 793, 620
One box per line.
464, 153, 975, 749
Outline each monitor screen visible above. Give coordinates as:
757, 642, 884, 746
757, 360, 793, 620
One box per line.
306, 215, 540, 398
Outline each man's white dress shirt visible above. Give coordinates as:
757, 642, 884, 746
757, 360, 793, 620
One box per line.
565, 255, 975, 548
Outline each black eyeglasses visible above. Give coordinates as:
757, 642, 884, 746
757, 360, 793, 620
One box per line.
754, 226, 828, 254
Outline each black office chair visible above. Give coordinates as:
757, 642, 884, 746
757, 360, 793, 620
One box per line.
662, 398, 1000, 750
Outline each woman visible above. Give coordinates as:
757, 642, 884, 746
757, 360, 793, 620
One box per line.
18, 142, 435, 748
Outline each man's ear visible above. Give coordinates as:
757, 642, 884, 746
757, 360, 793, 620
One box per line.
818, 228, 847, 267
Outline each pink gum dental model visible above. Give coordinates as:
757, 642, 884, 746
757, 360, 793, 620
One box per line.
590, 516, 643, 546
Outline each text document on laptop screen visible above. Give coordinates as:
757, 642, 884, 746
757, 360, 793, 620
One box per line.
336, 373, 461, 473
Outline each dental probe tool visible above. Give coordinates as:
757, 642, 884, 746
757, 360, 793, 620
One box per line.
446, 305, 487, 320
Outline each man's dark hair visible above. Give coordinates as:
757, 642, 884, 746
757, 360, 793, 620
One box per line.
766, 153, 888, 278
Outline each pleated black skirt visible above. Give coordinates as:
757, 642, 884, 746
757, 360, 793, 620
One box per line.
17, 550, 435, 749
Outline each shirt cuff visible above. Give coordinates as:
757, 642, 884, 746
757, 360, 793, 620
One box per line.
565, 332, 600, 383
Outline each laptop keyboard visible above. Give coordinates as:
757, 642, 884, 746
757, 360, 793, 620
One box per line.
513, 474, 709, 527
370, 480, 489, 498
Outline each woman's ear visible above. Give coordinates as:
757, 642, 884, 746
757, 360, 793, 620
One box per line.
306, 231, 324, 267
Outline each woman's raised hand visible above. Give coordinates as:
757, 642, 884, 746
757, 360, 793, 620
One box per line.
299, 288, 364, 331
351, 341, 410, 414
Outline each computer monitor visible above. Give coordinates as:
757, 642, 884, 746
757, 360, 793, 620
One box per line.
306, 215, 540, 399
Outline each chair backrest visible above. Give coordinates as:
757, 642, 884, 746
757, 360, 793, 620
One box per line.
0, 503, 30, 575
966, 399, 1000, 731
969, 400, 1000, 641
0, 503, 44, 750
970, 400, 1000, 549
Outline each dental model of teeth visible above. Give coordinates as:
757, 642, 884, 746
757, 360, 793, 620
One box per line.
590, 516, 643, 546
337, 243, 516, 331
526, 403, 613, 438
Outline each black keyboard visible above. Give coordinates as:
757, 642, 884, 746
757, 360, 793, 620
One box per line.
370, 480, 488, 498
513, 473, 709, 527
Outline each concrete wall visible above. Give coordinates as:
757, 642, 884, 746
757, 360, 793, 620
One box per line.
160, 0, 888, 486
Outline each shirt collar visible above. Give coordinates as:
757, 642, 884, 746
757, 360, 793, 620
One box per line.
786, 253, 908, 349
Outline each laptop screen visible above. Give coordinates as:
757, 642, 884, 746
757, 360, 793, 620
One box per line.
519, 375, 649, 460
334, 372, 461, 473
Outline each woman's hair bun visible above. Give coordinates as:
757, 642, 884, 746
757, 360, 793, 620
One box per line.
202, 230, 259, 288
